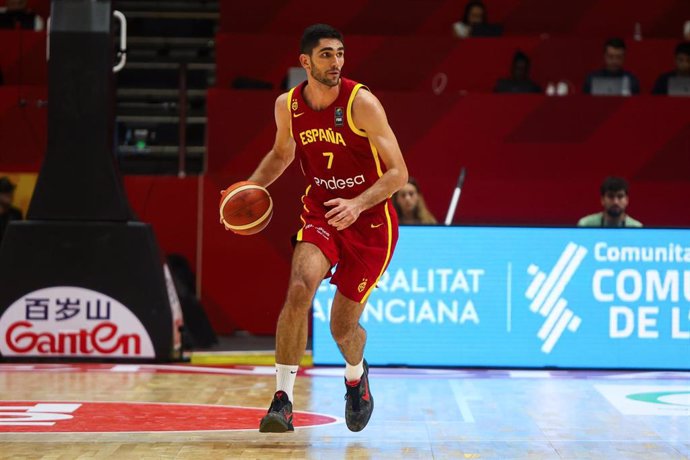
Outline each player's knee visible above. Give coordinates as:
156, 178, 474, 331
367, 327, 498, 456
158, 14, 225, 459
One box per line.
285, 278, 318, 310
330, 320, 356, 345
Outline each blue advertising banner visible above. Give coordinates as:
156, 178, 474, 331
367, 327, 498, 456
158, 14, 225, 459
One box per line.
312, 227, 690, 369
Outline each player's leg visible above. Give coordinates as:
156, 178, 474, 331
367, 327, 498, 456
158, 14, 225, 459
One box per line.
276, 241, 330, 366
327, 201, 398, 431
330, 291, 373, 432
330, 291, 367, 368
259, 241, 330, 433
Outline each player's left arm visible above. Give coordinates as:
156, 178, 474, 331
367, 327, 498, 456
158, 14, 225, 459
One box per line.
325, 90, 408, 230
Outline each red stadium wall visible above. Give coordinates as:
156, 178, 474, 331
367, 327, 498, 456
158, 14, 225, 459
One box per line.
5, 84, 688, 335
0, 86, 47, 171
3, 0, 690, 336
216, 34, 677, 94
215, 35, 680, 95
123, 176, 200, 275
0, 0, 50, 18
206, 90, 690, 227
219, 0, 690, 39
0, 30, 47, 86
204, 90, 690, 334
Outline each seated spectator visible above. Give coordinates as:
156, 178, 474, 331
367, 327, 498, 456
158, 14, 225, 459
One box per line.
583, 38, 640, 95
494, 51, 541, 94
0, 0, 44, 31
652, 42, 690, 95
393, 178, 438, 225
577, 176, 642, 228
0, 177, 23, 241
452, 1, 502, 39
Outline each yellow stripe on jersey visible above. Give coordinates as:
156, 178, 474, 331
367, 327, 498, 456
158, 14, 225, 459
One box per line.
296, 215, 307, 241
347, 83, 368, 138
301, 184, 311, 213
348, 84, 383, 178
295, 184, 311, 240
287, 86, 297, 139
368, 138, 384, 178
361, 202, 393, 304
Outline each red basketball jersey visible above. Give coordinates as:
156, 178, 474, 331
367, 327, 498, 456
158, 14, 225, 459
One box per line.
288, 78, 387, 216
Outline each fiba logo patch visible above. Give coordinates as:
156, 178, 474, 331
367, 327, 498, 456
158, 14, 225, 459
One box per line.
358, 278, 368, 293
525, 242, 586, 354
334, 107, 344, 127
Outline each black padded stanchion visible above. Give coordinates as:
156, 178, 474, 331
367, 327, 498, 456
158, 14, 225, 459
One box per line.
0, 0, 181, 362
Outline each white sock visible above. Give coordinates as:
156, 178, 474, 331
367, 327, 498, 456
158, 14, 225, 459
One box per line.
345, 358, 364, 382
275, 363, 298, 402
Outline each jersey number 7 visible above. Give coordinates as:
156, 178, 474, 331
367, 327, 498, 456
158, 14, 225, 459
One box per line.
322, 152, 334, 169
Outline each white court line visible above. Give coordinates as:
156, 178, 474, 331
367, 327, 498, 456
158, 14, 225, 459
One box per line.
449, 380, 476, 423
110, 365, 141, 372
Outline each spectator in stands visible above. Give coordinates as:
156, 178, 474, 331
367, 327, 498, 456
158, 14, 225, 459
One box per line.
578, 176, 642, 227
393, 178, 438, 225
0, 0, 44, 31
0, 177, 23, 241
452, 1, 502, 39
652, 42, 690, 95
583, 38, 640, 95
494, 51, 541, 94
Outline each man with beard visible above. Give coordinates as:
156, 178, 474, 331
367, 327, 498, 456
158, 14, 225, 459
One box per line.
232, 24, 408, 433
578, 177, 642, 227
583, 38, 640, 95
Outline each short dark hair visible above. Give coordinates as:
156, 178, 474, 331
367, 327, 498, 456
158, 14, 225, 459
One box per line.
462, 1, 487, 24
513, 50, 530, 65
300, 24, 343, 55
675, 41, 690, 57
604, 37, 626, 52
600, 176, 629, 196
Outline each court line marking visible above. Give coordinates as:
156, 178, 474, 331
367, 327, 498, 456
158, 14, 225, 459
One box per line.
449, 381, 477, 423
0, 400, 344, 433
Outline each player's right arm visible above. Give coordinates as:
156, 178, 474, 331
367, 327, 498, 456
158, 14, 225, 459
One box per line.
247, 93, 296, 187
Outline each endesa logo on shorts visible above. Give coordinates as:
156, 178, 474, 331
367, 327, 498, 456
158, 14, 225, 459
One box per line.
0, 287, 155, 358
314, 174, 366, 190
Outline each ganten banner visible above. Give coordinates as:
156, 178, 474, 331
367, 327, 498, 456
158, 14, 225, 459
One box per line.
313, 227, 690, 369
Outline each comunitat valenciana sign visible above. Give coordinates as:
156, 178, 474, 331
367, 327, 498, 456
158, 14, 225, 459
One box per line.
0, 287, 155, 358
313, 227, 690, 369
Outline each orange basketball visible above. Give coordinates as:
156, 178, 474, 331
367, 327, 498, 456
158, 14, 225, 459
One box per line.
219, 181, 273, 235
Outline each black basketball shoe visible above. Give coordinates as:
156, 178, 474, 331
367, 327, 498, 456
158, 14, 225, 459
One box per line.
259, 391, 294, 433
344, 359, 374, 432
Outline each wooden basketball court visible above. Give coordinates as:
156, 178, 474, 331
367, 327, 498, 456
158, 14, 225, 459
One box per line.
0, 363, 688, 459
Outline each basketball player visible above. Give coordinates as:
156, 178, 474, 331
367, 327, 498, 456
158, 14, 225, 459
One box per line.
245, 24, 408, 432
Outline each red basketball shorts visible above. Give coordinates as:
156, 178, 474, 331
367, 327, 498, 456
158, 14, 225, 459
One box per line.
295, 200, 398, 303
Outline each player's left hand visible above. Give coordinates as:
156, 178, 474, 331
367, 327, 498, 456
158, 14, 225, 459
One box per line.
324, 198, 363, 231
